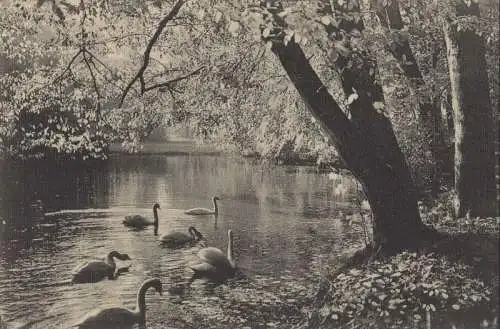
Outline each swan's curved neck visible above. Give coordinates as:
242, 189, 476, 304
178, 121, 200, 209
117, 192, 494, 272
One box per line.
135, 281, 154, 323
106, 253, 117, 269
189, 228, 196, 240
153, 208, 159, 235
153, 208, 159, 224
227, 234, 233, 266
213, 199, 218, 215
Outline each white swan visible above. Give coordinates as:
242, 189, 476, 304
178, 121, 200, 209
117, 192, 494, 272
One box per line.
73, 278, 162, 329
159, 226, 204, 248
185, 196, 220, 215
123, 203, 160, 234
71, 251, 131, 283
190, 229, 236, 282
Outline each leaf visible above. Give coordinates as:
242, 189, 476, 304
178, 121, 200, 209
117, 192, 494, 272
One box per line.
347, 93, 359, 104
262, 27, 271, 38
319, 305, 331, 317
452, 304, 460, 310
351, 28, 361, 37
294, 33, 302, 44
277, 9, 289, 18
197, 9, 206, 19
373, 101, 385, 111
284, 31, 294, 46
320, 16, 331, 26
214, 11, 223, 23
330, 49, 339, 62
335, 42, 350, 56
228, 21, 240, 35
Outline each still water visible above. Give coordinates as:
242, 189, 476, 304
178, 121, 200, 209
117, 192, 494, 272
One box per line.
0, 154, 364, 328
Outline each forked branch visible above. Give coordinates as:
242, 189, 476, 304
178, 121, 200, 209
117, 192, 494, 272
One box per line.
119, 0, 186, 107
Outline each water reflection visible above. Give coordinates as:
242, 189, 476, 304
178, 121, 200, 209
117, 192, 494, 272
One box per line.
0, 154, 363, 328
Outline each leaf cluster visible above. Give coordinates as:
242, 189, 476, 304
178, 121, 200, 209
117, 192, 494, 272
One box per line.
311, 252, 493, 327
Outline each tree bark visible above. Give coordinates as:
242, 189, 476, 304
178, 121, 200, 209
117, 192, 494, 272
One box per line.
443, 2, 497, 217
271, 40, 428, 254
372, 0, 451, 195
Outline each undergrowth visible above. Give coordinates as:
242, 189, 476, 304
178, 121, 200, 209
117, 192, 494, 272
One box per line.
304, 252, 497, 329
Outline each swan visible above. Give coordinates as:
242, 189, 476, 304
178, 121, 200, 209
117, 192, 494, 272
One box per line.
189, 229, 236, 283
185, 196, 220, 215
123, 203, 160, 234
73, 278, 162, 329
71, 251, 131, 283
159, 226, 204, 248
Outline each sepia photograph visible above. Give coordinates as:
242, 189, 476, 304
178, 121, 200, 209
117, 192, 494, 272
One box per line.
0, 0, 498, 328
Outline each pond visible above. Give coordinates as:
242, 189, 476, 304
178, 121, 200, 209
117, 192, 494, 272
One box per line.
0, 153, 365, 328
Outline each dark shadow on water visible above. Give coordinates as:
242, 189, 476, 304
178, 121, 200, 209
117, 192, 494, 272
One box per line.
0, 159, 111, 267
0, 158, 109, 227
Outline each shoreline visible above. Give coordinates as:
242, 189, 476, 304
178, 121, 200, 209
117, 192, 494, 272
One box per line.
108, 141, 222, 156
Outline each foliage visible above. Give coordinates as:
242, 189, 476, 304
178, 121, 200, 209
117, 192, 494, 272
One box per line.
308, 252, 495, 328
0, 0, 498, 182
419, 194, 500, 234
0, 0, 192, 158
174, 7, 339, 164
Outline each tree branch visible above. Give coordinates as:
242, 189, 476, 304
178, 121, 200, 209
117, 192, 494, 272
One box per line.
143, 66, 205, 93
55, 49, 83, 83
119, 0, 185, 107
82, 51, 102, 118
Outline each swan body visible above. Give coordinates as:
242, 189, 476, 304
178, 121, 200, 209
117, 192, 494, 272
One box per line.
73, 278, 162, 329
185, 196, 220, 215
71, 251, 131, 283
159, 226, 204, 248
123, 203, 160, 233
190, 230, 236, 282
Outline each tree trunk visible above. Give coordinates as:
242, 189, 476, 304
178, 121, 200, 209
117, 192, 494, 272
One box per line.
271, 40, 428, 254
443, 4, 497, 217
372, 0, 452, 196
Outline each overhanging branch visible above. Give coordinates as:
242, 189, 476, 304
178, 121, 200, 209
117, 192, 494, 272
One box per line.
119, 0, 185, 107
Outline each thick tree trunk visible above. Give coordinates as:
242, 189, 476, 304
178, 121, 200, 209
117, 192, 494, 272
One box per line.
372, 0, 451, 195
271, 40, 428, 254
443, 11, 497, 217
